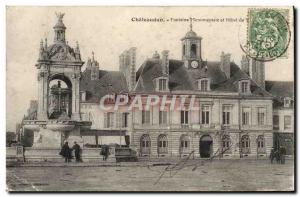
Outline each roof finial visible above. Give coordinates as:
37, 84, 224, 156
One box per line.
44, 38, 47, 49
190, 18, 193, 31
92, 51, 95, 61
55, 12, 65, 22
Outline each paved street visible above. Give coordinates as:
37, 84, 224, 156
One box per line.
7, 159, 294, 192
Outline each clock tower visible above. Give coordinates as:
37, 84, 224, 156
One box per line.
181, 21, 203, 69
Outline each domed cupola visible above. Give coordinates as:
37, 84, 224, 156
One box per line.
53, 12, 67, 43
181, 20, 203, 69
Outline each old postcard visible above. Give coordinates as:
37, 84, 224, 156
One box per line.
6, 6, 294, 192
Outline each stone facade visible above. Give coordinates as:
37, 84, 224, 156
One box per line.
19, 13, 294, 160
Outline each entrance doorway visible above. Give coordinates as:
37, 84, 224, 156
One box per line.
200, 135, 213, 158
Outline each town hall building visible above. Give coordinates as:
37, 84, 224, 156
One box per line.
21, 13, 294, 160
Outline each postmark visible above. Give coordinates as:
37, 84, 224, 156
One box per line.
243, 8, 290, 62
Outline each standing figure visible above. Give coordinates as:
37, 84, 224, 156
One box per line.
100, 145, 110, 161
72, 141, 82, 162
275, 150, 281, 164
60, 141, 72, 163
279, 146, 286, 164
269, 147, 275, 164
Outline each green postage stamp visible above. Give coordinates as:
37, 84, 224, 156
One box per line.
247, 8, 290, 61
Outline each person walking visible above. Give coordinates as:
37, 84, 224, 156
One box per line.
60, 141, 72, 163
72, 141, 82, 162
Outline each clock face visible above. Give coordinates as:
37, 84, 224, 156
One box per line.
191, 61, 199, 68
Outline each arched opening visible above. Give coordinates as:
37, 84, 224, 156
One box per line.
241, 135, 250, 154
199, 135, 213, 158
182, 44, 186, 56
257, 135, 265, 153
180, 134, 190, 154
48, 74, 72, 119
140, 134, 151, 155
191, 44, 197, 58
157, 134, 168, 155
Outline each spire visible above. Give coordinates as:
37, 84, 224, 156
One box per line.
75, 41, 80, 53
92, 51, 95, 61
40, 39, 44, 51
190, 18, 193, 31
44, 38, 47, 49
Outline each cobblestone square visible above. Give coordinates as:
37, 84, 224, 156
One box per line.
7, 159, 294, 192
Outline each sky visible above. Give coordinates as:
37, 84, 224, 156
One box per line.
6, 6, 294, 132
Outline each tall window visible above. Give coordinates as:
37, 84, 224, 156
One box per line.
242, 107, 250, 125
182, 44, 186, 56
140, 134, 151, 154
104, 112, 114, 128
142, 110, 151, 125
201, 105, 210, 125
159, 111, 167, 125
273, 115, 279, 130
284, 115, 292, 129
180, 135, 190, 152
191, 44, 197, 58
222, 135, 231, 153
200, 79, 208, 91
122, 112, 129, 128
257, 108, 266, 125
157, 135, 168, 154
181, 110, 189, 125
159, 79, 167, 91
241, 81, 249, 93
257, 135, 265, 153
222, 105, 231, 125
241, 135, 250, 154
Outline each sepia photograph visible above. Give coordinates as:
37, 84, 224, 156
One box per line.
5, 6, 295, 192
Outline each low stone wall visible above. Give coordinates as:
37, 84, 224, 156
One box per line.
7, 147, 116, 163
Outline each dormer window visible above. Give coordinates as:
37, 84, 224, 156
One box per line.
239, 80, 251, 94
196, 78, 210, 91
154, 77, 169, 92
284, 97, 292, 108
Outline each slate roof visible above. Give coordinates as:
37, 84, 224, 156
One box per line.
80, 69, 128, 103
265, 80, 294, 107
135, 58, 271, 97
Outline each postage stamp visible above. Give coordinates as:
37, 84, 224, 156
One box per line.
246, 8, 290, 61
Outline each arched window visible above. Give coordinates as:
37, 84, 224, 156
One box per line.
182, 44, 186, 56
180, 135, 190, 153
257, 135, 265, 153
157, 134, 168, 154
191, 44, 197, 58
241, 135, 250, 154
222, 135, 231, 153
140, 134, 151, 155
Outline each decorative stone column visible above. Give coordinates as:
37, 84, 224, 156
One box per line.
37, 65, 49, 120
71, 72, 81, 121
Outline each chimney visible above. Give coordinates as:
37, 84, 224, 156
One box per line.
128, 47, 137, 91
89, 52, 99, 80
161, 50, 169, 75
250, 59, 265, 89
241, 55, 250, 74
119, 53, 125, 72
220, 51, 231, 79
119, 48, 137, 91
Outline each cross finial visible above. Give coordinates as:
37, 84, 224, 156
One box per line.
190, 18, 193, 31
